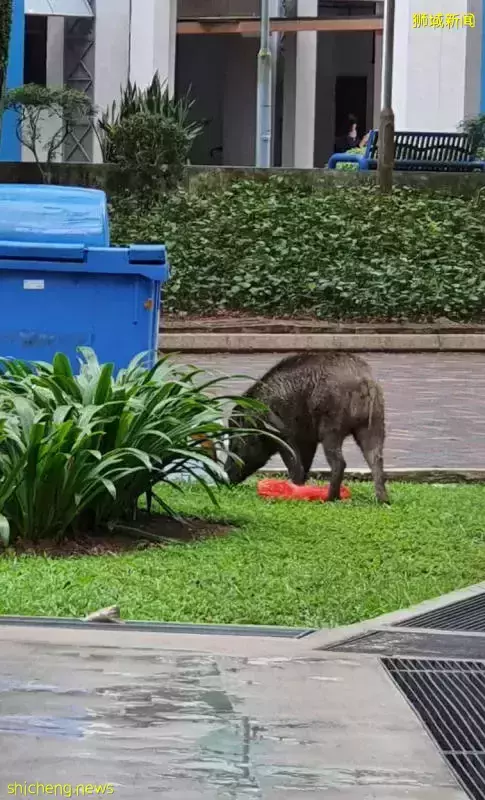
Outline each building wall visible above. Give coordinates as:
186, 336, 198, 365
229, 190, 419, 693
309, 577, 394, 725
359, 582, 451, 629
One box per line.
176, 33, 258, 165
176, 34, 225, 164
314, 31, 375, 166
466, 0, 483, 118
129, 0, 177, 92
178, 26, 376, 167
222, 36, 258, 165
13, 0, 485, 165
393, 0, 482, 130
179, 0, 260, 16
93, 0, 130, 112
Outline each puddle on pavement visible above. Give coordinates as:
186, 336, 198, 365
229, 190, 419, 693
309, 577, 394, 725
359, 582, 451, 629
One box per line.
0, 645, 352, 797
0, 713, 88, 738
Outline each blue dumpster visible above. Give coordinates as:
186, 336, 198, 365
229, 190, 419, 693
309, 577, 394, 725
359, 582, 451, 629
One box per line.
0, 184, 169, 371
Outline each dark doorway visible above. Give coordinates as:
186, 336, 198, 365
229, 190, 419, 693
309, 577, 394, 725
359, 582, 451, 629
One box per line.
24, 14, 47, 87
334, 75, 367, 150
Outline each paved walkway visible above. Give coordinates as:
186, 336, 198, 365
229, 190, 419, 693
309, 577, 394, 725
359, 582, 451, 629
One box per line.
177, 353, 485, 470
0, 623, 465, 799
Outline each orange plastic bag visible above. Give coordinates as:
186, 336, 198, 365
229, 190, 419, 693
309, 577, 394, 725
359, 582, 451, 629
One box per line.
257, 478, 351, 502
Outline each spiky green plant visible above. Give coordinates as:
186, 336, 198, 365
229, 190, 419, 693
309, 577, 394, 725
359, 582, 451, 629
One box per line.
96, 72, 203, 194
0, 348, 274, 545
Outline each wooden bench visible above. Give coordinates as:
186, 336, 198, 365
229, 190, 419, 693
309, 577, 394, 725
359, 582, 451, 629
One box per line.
327, 130, 485, 172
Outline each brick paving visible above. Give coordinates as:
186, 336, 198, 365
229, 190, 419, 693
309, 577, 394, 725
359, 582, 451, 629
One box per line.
176, 352, 485, 469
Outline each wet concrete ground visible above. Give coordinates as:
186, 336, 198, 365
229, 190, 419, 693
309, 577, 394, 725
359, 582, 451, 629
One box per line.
0, 627, 465, 799
177, 352, 485, 470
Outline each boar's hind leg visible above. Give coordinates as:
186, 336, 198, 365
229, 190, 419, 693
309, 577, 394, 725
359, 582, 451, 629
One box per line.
320, 430, 346, 501
353, 425, 389, 504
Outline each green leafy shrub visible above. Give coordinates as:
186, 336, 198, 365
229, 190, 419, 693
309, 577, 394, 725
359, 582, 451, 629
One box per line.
97, 73, 203, 196
105, 111, 192, 192
110, 177, 485, 321
0, 348, 256, 546
5, 84, 95, 179
460, 113, 485, 155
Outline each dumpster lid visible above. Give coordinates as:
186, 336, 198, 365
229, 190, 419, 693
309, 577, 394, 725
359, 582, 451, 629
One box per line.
0, 185, 109, 248
0, 241, 169, 282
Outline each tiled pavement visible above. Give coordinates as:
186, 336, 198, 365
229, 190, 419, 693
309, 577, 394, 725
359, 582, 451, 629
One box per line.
177, 353, 485, 470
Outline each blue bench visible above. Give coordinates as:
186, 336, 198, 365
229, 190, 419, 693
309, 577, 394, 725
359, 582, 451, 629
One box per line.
327, 130, 485, 172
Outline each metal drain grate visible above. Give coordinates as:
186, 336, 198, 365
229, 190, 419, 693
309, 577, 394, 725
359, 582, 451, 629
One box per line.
397, 592, 485, 633
383, 657, 485, 800
322, 629, 485, 659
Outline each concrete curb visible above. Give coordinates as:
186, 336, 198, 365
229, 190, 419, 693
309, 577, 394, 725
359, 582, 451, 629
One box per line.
159, 332, 485, 352
260, 467, 485, 483
305, 581, 485, 650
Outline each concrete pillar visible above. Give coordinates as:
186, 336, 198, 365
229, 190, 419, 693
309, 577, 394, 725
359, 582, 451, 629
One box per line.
393, 0, 482, 130
92, 0, 130, 161
129, 0, 178, 94
282, 0, 318, 167
0, 0, 24, 161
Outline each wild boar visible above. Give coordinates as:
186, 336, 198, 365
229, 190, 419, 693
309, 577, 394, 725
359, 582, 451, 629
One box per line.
225, 352, 388, 503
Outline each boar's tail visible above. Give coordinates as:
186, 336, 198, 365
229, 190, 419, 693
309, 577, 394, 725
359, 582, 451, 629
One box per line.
350, 378, 384, 429
366, 380, 384, 429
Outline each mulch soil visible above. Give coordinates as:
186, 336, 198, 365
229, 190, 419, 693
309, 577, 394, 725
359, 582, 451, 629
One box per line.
11, 513, 233, 558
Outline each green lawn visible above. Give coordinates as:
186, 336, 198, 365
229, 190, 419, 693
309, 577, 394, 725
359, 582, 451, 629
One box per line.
1, 482, 485, 628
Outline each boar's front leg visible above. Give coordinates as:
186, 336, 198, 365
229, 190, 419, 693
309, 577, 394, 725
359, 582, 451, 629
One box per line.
266, 412, 314, 485
320, 430, 346, 501
277, 436, 316, 485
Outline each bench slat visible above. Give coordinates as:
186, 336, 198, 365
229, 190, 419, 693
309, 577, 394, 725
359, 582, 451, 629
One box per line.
366, 130, 481, 170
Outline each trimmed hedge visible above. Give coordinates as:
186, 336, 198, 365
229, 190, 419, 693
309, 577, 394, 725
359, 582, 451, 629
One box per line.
110, 176, 485, 320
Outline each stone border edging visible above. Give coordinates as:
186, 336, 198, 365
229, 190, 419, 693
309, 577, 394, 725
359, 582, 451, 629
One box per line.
160, 332, 485, 352
260, 467, 485, 483
0, 615, 313, 639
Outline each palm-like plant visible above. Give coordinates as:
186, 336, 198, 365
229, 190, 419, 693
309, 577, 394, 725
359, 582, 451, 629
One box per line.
97, 72, 203, 168
0, 349, 264, 545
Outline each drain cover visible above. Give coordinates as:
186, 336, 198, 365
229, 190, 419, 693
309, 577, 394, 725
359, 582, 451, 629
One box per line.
397, 592, 485, 633
322, 629, 485, 659
384, 657, 485, 800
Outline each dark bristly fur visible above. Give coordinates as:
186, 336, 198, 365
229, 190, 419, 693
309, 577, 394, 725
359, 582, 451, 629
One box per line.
225, 352, 389, 503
